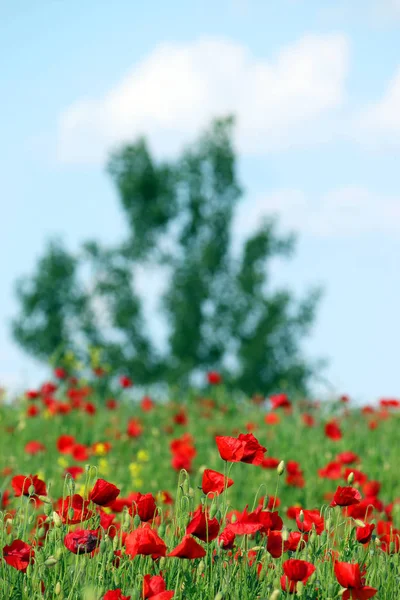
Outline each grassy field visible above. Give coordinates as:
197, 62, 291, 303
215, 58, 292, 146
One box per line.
0, 371, 399, 599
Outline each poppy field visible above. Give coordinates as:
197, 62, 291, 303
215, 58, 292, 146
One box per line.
1, 370, 400, 599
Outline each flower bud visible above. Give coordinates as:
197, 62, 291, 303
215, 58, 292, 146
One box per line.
53, 511, 63, 528
133, 514, 141, 529
44, 556, 58, 567
269, 591, 280, 600
347, 471, 355, 485
298, 510, 305, 523
55, 582, 62, 595
214, 593, 223, 600
277, 461, 285, 476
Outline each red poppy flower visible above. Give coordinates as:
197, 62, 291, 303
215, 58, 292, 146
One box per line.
57, 435, 76, 454
318, 461, 343, 480
71, 443, 90, 462
103, 590, 131, 600
270, 393, 291, 409
261, 457, 280, 470
302, 413, 315, 427
219, 526, 236, 549
57, 494, 94, 525
64, 529, 99, 554
330, 486, 362, 507
125, 527, 167, 559
215, 433, 266, 465
120, 376, 133, 388
362, 481, 381, 497
337, 451, 360, 465
201, 469, 234, 497
325, 421, 342, 441
207, 371, 222, 385
296, 509, 324, 535
3, 540, 35, 572
356, 523, 375, 544
128, 492, 157, 522
267, 531, 285, 558
264, 413, 280, 425
64, 466, 84, 480
143, 574, 174, 599
141, 396, 154, 412
127, 418, 143, 438
281, 559, 316, 593
168, 534, 206, 559
228, 506, 263, 535
11, 474, 47, 499
54, 367, 67, 379
25, 389, 40, 400
27, 405, 40, 417
186, 507, 220, 542
258, 510, 283, 535
106, 398, 118, 410
285, 531, 308, 552
89, 479, 120, 507
24, 441, 46, 455
334, 562, 377, 599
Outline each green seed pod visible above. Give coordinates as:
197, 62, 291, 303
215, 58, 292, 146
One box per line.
197, 559, 205, 575
44, 502, 53, 517
277, 461, 285, 476
53, 511, 63, 528
209, 504, 219, 520
133, 514, 141, 529
38, 495, 52, 504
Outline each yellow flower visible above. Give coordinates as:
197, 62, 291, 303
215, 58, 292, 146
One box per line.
98, 459, 110, 476
137, 450, 149, 463
58, 457, 68, 468
93, 443, 108, 456
129, 462, 142, 477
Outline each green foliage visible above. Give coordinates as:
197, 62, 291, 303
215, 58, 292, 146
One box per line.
12, 117, 322, 395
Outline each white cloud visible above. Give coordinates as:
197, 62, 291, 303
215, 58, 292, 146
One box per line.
235, 186, 400, 238
355, 66, 400, 148
57, 34, 349, 164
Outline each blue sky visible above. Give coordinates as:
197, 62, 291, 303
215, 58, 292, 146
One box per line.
1, 0, 400, 400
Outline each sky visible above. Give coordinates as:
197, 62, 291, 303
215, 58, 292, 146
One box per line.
1, 0, 400, 401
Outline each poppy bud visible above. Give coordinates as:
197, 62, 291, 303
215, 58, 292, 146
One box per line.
55, 582, 61, 595
354, 519, 365, 527
53, 511, 63, 528
347, 471, 355, 484
55, 547, 64, 560
263, 495, 270, 510
269, 590, 280, 600
298, 510, 305, 523
38, 495, 52, 504
44, 556, 58, 567
113, 535, 119, 551
277, 461, 285, 476
296, 581, 304, 595
28, 485, 36, 496
214, 593, 223, 600
133, 514, 141, 529
182, 479, 190, 495
197, 560, 205, 576
210, 504, 219, 520
158, 523, 166, 537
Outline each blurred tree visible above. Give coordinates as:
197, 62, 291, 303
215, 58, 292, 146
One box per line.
12, 117, 321, 395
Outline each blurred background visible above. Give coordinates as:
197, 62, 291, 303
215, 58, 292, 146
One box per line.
1, 0, 400, 402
